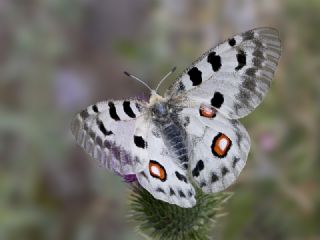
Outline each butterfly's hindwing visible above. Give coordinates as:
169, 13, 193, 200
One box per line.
136, 123, 196, 208
71, 99, 147, 175
168, 27, 281, 119
180, 106, 250, 192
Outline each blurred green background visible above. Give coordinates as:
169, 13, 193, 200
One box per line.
0, 0, 319, 239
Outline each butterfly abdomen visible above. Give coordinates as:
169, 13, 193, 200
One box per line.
161, 121, 189, 169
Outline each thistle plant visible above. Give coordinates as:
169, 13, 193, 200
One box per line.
127, 183, 232, 240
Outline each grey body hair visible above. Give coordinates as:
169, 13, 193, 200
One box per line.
151, 101, 189, 169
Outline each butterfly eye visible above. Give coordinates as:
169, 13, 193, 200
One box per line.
199, 104, 216, 118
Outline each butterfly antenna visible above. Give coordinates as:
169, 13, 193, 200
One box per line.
155, 66, 177, 93
124, 71, 153, 92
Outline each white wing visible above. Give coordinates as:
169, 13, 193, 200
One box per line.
136, 122, 196, 208
71, 99, 148, 175
167, 27, 281, 119
180, 105, 250, 192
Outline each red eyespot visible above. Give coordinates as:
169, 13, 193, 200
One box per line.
149, 160, 167, 181
199, 104, 216, 118
211, 133, 232, 158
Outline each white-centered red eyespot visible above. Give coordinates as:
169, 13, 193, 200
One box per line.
199, 104, 216, 118
149, 160, 167, 181
211, 133, 232, 158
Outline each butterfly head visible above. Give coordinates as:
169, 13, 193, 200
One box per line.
149, 91, 169, 120
149, 90, 164, 104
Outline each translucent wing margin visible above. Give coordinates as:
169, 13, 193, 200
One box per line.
167, 27, 281, 119
71, 99, 147, 175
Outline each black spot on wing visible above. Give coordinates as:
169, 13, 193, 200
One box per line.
207, 51, 222, 72
178, 190, 186, 198
182, 163, 188, 170
123, 101, 136, 118
235, 50, 246, 71
221, 166, 230, 176
156, 187, 165, 194
108, 102, 120, 121
232, 157, 240, 168
169, 188, 175, 196
210, 92, 224, 108
97, 119, 113, 136
80, 110, 89, 119
175, 171, 188, 183
92, 105, 99, 113
187, 67, 202, 86
211, 173, 219, 183
228, 38, 236, 46
134, 136, 146, 149
200, 181, 207, 188
192, 160, 204, 177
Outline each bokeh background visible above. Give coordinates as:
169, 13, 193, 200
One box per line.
0, 0, 319, 239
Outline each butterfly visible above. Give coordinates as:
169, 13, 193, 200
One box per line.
71, 27, 281, 208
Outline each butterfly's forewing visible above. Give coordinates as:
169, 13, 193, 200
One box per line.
71, 99, 148, 175
167, 27, 281, 119
180, 106, 250, 192
136, 123, 196, 208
